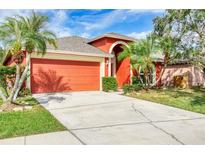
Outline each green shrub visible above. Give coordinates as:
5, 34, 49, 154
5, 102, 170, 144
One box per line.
102, 77, 118, 92
0, 66, 16, 94
122, 84, 133, 94
16, 96, 38, 106
132, 76, 141, 85
122, 84, 142, 94
19, 88, 31, 97
0, 65, 16, 75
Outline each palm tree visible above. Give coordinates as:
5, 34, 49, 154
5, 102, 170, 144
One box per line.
0, 17, 23, 104
0, 48, 5, 64
0, 12, 56, 107
12, 12, 57, 101
118, 36, 155, 88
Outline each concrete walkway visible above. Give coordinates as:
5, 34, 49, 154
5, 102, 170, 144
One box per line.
1, 91, 205, 145
0, 131, 82, 145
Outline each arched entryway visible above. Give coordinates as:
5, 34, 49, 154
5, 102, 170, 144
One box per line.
109, 41, 131, 88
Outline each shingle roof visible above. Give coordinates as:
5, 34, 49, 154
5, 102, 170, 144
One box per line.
151, 51, 164, 62
88, 32, 137, 43
47, 36, 112, 57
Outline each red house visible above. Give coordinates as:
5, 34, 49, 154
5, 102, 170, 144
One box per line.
4, 32, 163, 94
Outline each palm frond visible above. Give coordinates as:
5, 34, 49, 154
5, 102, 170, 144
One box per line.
118, 47, 130, 61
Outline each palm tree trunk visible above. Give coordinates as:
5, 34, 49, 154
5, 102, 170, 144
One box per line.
147, 70, 151, 88
13, 53, 31, 102
139, 76, 144, 84
151, 52, 169, 87
137, 66, 144, 85
6, 64, 21, 103
0, 89, 7, 103
151, 65, 166, 87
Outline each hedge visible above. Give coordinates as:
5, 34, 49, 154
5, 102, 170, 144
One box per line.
102, 77, 118, 92
122, 84, 142, 94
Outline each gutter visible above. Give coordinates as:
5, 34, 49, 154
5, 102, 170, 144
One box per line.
46, 49, 114, 58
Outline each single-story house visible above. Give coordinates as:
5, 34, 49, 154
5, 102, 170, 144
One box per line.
3, 32, 205, 94
162, 60, 205, 87
4, 33, 137, 93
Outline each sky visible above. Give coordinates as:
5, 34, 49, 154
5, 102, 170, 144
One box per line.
0, 9, 164, 39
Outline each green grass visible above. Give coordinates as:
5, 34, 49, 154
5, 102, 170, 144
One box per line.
0, 98, 66, 139
126, 87, 205, 115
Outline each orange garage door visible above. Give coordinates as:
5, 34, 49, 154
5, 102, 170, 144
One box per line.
31, 58, 100, 93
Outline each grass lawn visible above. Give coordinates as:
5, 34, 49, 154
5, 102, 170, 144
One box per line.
0, 97, 66, 139
126, 87, 205, 115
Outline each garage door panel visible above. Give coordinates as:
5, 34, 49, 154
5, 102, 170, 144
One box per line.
32, 66, 99, 73
32, 65, 99, 70
31, 58, 100, 93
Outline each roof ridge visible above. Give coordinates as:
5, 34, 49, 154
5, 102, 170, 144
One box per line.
88, 32, 137, 43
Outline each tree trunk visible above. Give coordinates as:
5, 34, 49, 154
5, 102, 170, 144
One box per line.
13, 53, 31, 102
0, 89, 7, 103
6, 64, 21, 103
151, 52, 169, 87
137, 66, 144, 85
151, 65, 166, 87
139, 76, 144, 85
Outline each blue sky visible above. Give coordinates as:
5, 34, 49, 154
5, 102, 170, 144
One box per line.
0, 9, 164, 39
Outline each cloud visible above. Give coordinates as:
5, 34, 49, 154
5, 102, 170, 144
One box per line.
0, 10, 32, 22
128, 30, 152, 39
0, 10, 72, 37
77, 9, 164, 32
46, 10, 72, 37
77, 10, 141, 31
80, 32, 90, 38
127, 9, 165, 14
0, 9, 163, 39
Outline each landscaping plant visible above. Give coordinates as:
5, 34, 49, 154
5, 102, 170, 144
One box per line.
0, 12, 57, 110
0, 65, 16, 97
122, 84, 142, 94
102, 77, 118, 92
118, 35, 156, 89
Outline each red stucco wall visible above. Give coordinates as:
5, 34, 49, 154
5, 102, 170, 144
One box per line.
104, 57, 109, 76
90, 37, 130, 53
156, 62, 162, 87
90, 37, 131, 87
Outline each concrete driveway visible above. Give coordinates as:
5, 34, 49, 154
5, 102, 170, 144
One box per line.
34, 91, 205, 145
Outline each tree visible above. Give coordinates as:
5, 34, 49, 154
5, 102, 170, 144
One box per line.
152, 9, 205, 86
0, 12, 57, 108
0, 48, 5, 64
118, 36, 155, 88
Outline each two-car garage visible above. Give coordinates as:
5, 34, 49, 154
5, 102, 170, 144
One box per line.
28, 36, 112, 94
30, 58, 101, 94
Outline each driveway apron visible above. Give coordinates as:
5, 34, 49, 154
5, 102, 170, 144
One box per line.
34, 91, 205, 145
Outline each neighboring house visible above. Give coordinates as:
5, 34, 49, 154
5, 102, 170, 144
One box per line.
3, 32, 204, 94
162, 61, 205, 87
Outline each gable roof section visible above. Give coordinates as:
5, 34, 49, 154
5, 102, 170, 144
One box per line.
88, 32, 137, 43
47, 36, 112, 57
